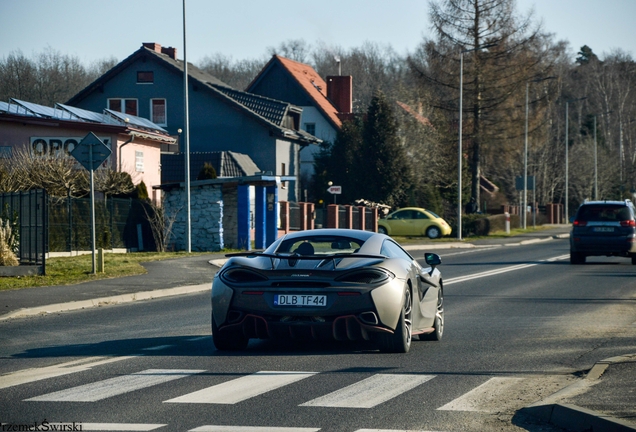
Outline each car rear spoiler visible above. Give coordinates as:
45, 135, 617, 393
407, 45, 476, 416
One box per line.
225, 252, 387, 270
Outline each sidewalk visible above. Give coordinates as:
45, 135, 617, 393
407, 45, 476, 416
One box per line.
1, 224, 634, 431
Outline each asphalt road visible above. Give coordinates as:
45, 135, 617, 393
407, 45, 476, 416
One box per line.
1, 237, 635, 431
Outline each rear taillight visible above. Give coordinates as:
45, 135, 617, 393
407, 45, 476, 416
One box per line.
620, 220, 636, 227
573, 220, 587, 227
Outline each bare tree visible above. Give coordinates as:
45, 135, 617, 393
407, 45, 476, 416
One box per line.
0, 48, 117, 105
198, 54, 267, 90
268, 39, 312, 63
143, 198, 181, 252
409, 0, 555, 210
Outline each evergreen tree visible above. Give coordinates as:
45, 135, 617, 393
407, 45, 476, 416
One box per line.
358, 91, 413, 207
135, 181, 149, 201
197, 162, 218, 180
312, 118, 363, 205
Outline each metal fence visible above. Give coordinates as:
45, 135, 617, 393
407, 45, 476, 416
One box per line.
0, 190, 47, 269
48, 197, 155, 252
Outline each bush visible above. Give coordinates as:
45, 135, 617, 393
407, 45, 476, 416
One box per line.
197, 162, 218, 180
0, 219, 18, 266
459, 213, 524, 236
135, 181, 149, 201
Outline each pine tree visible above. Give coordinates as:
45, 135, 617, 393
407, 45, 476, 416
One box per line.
358, 91, 413, 207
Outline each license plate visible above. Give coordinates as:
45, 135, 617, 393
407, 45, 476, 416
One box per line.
593, 227, 614, 232
274, 294, 327, 307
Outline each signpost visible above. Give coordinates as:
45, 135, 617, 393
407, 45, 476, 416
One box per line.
71, 132, 112, 274
327, 185, 341, 204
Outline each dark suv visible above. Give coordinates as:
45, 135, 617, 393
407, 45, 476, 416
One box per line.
570, 200, 636, 264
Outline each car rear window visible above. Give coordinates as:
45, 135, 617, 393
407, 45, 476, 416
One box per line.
277, 236, 364, 255
576, 205, 632, 222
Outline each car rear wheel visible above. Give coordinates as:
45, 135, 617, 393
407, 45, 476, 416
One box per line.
378, 288, 412, 353
570, 251, 586, 264
378, 226, 388, 235
631, 254, 636, 265
212, 317, 249, 351
426, 226, 441, 239
419, 288, 444, 341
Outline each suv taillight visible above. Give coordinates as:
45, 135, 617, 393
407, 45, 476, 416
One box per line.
620, 220, 636, 227
573, 220, 587, 227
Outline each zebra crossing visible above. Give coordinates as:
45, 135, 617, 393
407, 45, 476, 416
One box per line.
3, 362, 540, 431
12, 365, 529, 409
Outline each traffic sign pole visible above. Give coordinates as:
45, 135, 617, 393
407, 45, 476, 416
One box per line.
89, 143, 96, 275
71, 132, 112, 275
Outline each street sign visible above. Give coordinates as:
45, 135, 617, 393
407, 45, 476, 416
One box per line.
515, 176, 535, 191
70, 132, 112, 275
327, 185, 342, 194
71, 132, 112, 171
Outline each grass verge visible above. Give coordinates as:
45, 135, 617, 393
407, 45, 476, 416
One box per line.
0, 252, 211, 291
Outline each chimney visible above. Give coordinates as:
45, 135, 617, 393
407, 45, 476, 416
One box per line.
161, 46, 178, 60
142, 42, 162, 53
327, 75, 352, 114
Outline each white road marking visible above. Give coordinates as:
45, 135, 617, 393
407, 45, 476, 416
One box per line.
50, 423, 166, 431
141, 345, 173, 351
356, 430, 444, 432
444, 254, 569, 285
437, 377, 525, 411
188, 425, 320, 432
165, 371, 317, 404
26, 369, 204, 402
186, 336, 209, 342
190, 427, 320, 432
0, 356, 137, 390
300, 374, 435, 408
439, 247, 498, 257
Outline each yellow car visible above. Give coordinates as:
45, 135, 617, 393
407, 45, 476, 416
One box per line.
378, 207, 452, 239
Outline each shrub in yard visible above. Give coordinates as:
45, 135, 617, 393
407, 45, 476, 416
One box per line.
0, 219, 18, 266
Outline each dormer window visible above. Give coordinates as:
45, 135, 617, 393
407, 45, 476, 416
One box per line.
137, 71, 154, 84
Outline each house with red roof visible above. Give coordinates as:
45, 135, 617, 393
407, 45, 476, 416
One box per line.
247, 56, 354, 189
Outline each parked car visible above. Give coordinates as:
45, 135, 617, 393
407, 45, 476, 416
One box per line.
570, 199, 636, 264
377, 207, 452, 239
211, 229, 444, 353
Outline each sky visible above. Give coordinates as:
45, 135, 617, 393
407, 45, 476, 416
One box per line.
0, 0, 634, 67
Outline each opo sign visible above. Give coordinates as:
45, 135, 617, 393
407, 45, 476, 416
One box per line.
29, 136, 111, 157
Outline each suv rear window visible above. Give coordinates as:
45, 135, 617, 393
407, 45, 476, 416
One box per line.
577, 205, 632, 222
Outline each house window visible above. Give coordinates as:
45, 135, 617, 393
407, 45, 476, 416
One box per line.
135, 151, 144, 172
150, 99, 166, 126
304, 123, 316, 136
108, 98, 138, 116
137, 71, 154, 84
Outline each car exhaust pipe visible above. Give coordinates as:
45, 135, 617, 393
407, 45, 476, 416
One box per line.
358, 311, 379, 325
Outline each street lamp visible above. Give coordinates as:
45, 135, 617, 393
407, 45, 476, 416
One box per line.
594, 115, 598, 200
458, 43, 496, 240
564, 97, 587, 223
524, 76, 555, 229
182, 0, 191, 253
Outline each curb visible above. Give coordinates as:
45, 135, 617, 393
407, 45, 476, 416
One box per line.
0, 283, 210, 321
520, 353, 636, 432
0, 232, 571, 321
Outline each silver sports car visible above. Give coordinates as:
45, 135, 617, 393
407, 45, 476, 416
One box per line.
211, 229, 444, 353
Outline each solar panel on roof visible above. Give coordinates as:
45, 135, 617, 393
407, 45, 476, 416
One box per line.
104, 109, 168, 133
56, 103, 106, 123
11, 98, 60, 118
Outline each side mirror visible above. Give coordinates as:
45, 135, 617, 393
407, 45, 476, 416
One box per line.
424, 253, 442, 268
